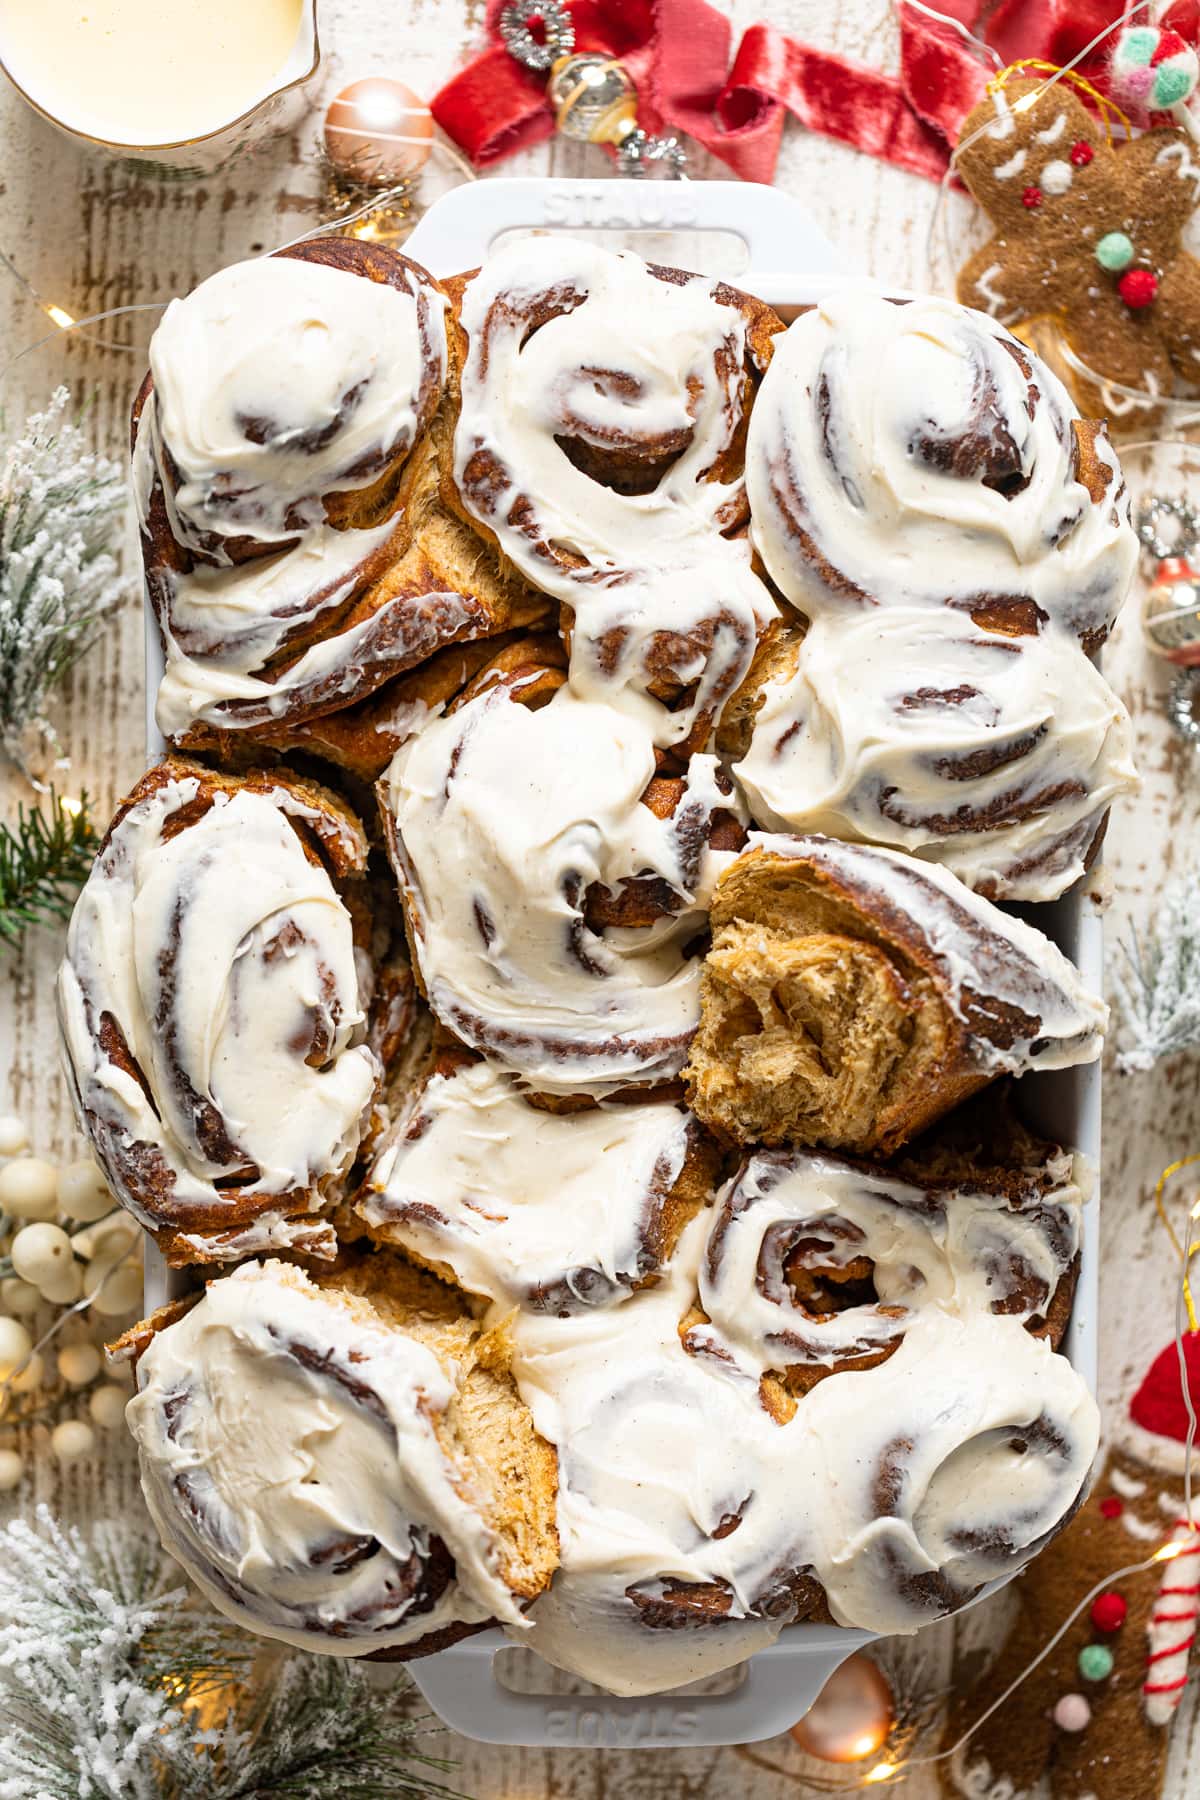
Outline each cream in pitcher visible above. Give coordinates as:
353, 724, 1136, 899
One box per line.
0, 0, 308, 146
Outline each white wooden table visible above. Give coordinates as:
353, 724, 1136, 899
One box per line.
2, 2, 1198, 1793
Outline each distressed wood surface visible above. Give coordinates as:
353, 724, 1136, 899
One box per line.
2, 1, 1199, 1794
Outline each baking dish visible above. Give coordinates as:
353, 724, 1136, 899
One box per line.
141, 175, 1102, 1749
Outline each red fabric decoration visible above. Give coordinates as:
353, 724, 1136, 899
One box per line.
1162, 0, 1200, 42
1119, 268, 1161, 308
1070, 138, 1094, 165
431, 0, 1134, 186
1099, 1495, 1125, 1519
1091, 1591, 1129, 1632
1022, 185, 1043, 207
1152, 28, 1189, 64
1130, 1332, 1200, 1440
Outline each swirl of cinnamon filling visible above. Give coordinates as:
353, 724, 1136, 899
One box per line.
359, 1057, 715, 1313
125, 1257, 556, 1655
746, 286, 1136, 651
503, 1207, 1098, 1692
684, 1146, 1082, 1408
135, 241, 537, 742
448, 236, 781, 744
734, 607, 1138, 901
380, 672, 746, 1096
56, 759, 380, 1264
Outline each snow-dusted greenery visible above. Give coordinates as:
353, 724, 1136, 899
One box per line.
1114, 868, 1200, 1072
0, 386, 128, 767
0, 1507, 467, 1800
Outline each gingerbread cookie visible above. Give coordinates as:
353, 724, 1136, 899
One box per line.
956, 77, 1200, 407
939, 1329, 1200, 1800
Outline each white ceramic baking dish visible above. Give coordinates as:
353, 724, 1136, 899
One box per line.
142, 175, 1102, 1749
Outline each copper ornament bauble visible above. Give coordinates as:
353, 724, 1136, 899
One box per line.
1141, 556, 1200, 666
788, 1651, 895, 1764
323, 79, 434, 186
547, 52, 638, 144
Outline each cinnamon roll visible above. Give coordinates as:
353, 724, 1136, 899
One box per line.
683, 834, 1105, 1155
135, 239, 542, 745
745, 285, 1136, 652
358, 1056, 717, 1313
380, 669, 746, 1096
733, 605, 1138, 901
505, 1204, 1097, 1692
123, 1254, 558, 1655
446, 236, 781, 744
57, 758, 385, 1264
684, 1143, 1083, 1408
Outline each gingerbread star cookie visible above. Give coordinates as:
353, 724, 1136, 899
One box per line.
956, 77, 1200, 404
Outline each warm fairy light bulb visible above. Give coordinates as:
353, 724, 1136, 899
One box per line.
353, 218, 385, 241
865, 1761, 900, 1784
1012, 90, 1039, 114
1155, 1540, 1187, 1562
1189, 1196, 1200, 1220
44, 304, 74, 329
58, 795, 84, 817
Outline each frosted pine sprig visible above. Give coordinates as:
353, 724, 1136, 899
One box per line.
0, 385, 129, 768
0, 1506, 469, 1800
1113, 868, 1200, 1072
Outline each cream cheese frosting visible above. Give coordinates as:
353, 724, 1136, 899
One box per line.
360, 1059, 696, 1310
56, 773, 377, 1252
382, 680, 741, 1095
127, 1261, 523, 1653
689, 1147, 1083, 1381
135, 251, 451, 739
451, 235, 777, 743
734, 608, 1139, 901
501, 1204, 1098, 1692
745, 285, 1136, 647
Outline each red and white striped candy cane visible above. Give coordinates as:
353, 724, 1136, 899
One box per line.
1144, 1509, 1200, 1725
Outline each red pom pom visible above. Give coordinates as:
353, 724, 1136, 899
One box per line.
1151, 28, 1189, 63
1099, 1495, 1124, 1518
1070, 140, 1094, 167
1022, 186, 1043, 209
1118, 268, 1159, 308
1090, 1592, 1128, 1633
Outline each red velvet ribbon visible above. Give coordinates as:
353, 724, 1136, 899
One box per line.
431, 0, 1137, 185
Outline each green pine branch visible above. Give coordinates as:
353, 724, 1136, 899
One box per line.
0, 791, 97, 948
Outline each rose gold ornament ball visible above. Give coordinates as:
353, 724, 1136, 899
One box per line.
323, 79, 434, 186
788, 1652, 895, 1763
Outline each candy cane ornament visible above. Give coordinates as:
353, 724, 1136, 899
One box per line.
1144, 1506, 1200, 1723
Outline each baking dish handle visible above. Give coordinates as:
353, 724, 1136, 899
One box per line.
400, 1626, 875, 1748
402, 175, 846, 282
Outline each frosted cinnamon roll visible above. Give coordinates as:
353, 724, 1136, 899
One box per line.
683, 834, 1105, 1155
123, 1255, 558, 1656
57, 758, 383, 1265
380, 671, 746, 1096
505, 1207, 1098, 1692
733, 605, 1138, 901
135, 240, 542, 744
684, 1145, 1083, 1408
359, 1057, 717, 1313
746, 285, 1136, 651
447, 236, 781, 744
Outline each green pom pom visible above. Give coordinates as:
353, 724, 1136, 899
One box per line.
1154, 64, 1195, 108
1078, 1643, 1115, 1682
1120, 26, 1159, 65
1096, 232, 1135, 272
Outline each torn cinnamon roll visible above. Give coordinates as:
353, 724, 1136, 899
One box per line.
135, 239, 542, 746
733, 605, 1137, 901
122, 1254, 558, 1656
358, 1056, 717, 1313
684, 1142, 1083, 1408
56, 758, 389, 1265
746, 286, 1136, 652
445, 235, 781, 745
379, 665, 746, 1096
683, 834, 1105, 1155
